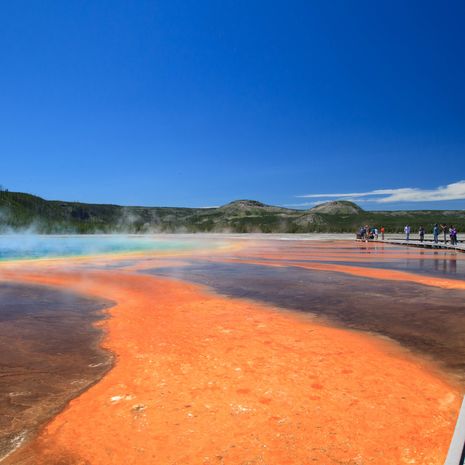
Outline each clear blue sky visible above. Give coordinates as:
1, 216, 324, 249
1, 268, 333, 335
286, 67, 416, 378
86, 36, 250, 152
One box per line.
1, 1, 464, 210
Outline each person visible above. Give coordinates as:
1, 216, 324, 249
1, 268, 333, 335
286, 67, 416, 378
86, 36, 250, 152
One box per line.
404, 225, 410, 241
433, 224, 439, 244
373, 227, 379, 240
419, 226, 425, 242
364, 225, 370, 242
441, 224, 449, 244
450, 225, 457, 245
380, 226, 385, 240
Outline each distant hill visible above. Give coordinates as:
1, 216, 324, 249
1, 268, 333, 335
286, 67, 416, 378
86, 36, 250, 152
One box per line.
0, 191, 464, 234
311, 200, 364, 215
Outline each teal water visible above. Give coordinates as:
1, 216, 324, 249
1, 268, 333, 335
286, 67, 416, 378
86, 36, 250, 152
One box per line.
0, 235, 200, 261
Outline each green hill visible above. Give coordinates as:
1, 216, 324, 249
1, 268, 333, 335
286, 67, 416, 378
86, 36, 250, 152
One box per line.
0, 191, 464, 234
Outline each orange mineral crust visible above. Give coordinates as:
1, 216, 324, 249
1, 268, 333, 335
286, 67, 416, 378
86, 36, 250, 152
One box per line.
2, 269, 459, 465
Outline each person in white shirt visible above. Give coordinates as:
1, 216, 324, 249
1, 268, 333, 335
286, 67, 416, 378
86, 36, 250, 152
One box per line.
404, 225, 411, 241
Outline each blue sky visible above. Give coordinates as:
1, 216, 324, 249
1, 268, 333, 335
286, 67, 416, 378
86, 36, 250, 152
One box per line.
1, 1, 464, 210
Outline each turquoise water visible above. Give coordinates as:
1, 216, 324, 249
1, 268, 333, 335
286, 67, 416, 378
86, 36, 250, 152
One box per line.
0, 235, 199, 261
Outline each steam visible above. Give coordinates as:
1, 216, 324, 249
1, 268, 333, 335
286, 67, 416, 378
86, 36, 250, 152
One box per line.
0, 235, 200, 261
0, 202, 297, 235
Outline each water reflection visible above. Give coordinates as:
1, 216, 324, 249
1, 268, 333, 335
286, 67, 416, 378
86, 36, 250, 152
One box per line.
323, 246, 465, 280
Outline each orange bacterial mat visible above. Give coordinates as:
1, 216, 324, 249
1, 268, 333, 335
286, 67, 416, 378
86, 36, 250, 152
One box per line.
1, 265, 459, 465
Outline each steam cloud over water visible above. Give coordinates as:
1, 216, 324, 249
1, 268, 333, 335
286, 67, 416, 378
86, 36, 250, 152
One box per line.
0, 235, 198, 261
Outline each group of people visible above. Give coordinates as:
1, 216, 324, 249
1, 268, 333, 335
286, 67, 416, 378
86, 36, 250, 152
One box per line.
358, 223, 460, 245
357, 225, 385, 241
404, 224, 459, 245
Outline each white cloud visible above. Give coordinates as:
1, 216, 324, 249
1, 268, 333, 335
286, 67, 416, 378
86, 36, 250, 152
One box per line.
297, 189, 398, 199
297, 180, 465, 203
282, 201, 324, 208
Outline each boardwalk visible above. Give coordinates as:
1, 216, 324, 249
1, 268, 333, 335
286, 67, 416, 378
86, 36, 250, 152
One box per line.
444, 396, 465, 465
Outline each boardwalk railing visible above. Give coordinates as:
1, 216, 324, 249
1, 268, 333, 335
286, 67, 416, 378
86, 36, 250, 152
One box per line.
445, 396, 465, 465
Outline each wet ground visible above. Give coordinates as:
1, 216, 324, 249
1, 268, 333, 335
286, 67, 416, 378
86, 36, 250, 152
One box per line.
1, 270, 460, 465
0, 282, 113, 460
0, 237, 464, 464
147, 260, 465, 385
236, 250, 465, 280
317, 256, 465, 280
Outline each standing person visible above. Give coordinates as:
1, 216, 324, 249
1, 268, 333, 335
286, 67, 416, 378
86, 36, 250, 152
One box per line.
374, 227, 379, 240
419, 226, 425, 242
380, 226, 385, 240
441, 224, 449, 244
450, 225, 457, 245
404, 225, 411, 241
364, 225, 370, 242
433, 224, 439, 244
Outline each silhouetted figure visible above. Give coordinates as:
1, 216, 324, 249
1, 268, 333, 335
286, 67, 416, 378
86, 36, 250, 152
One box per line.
441, 224, 449, 244
419, 226, 425, 243
450, 226, 458, 245
364, 225, 370, 242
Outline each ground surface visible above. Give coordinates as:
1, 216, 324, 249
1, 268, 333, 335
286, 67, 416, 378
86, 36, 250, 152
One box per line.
0, 237, 464, 464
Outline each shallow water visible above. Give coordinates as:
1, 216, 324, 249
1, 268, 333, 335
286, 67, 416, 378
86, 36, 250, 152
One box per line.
0, 282, 112, 460
0, 234, 199, 261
